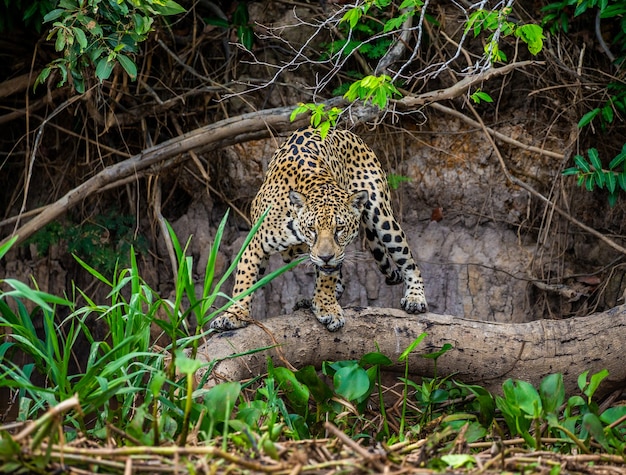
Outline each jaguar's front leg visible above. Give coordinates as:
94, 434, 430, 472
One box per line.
311, 267, 345, 331
210, 239, 265, 331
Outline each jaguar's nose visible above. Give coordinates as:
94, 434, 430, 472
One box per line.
319, 254, 334, 263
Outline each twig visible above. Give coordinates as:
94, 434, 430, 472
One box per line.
397, 60, 542, 107
323, 422, 387, 472
428, 102, 564, 159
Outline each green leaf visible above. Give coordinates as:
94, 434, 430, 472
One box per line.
95, 58, 114, 81
582, 413, 610, 451
585, 369, 609, 400
43, 8, 66, 23
421, 343, 453, 360
539, 373, 565, 415
54, 30, 66, 52
117, 55, 137, 80
150, 0, 186, 15
204, 382, 241, 422
606, 171, 616, 193
359, 352, 393, 366
573, 154, 590, 173
333, 364, 370, 401
600, 405, 626, 425
588, 148, 602, 170
515, 24, 544, 55
72, 27, 88, 50
441, 454, 476, 469
515, 380, 542, 417
608, 145, 626, 169
295, 366, 334, 403
274, 366, 310, 415
578, 108, 600, 128
399, 332, 427, 361
601, 104, 614, 123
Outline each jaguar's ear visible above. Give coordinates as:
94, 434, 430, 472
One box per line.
289, 190, 307, 210
349, 190, 369, 212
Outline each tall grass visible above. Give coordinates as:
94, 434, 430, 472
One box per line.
0, 211, 300, 442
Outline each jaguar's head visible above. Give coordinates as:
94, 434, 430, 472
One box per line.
289, 187, 368, 273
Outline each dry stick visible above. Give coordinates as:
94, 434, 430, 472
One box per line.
457, 100, 626, 257
428, 102, 565, 160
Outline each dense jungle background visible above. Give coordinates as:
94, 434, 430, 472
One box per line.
1, 0, 626, 472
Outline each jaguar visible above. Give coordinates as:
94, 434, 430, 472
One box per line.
210, 127, 428, 332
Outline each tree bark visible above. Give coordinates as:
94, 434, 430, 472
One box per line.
196, 306, 626, 397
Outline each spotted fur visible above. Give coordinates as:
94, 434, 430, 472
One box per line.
210, 127, 428, 332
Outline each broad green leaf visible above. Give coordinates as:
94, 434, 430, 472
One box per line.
204, 381, 241, 422
296, 365, 334, 403
359, 352, 392, 366
72, 27, 88, 50
43, 8, 65, 22
562, 167, 579, 176
606, 171, 617, 193
117, 55, 137, 79
515, 24, 544, 55
602, 104, 614, 123
582, 413, 610, 451
421, 343, 453, 360
539, 373, 565, 414
585, 369, 609, 399
600, 405, 626, 425
333, 364, 370, 401
573, 154, 590, 173
150, 0, 186, 15
95, 58, 114, 81
274, 366, 310, 415
588, 148, 602, 170
514, 380, 542, 416
441, 454, 476, 469
609, 145, 626, 169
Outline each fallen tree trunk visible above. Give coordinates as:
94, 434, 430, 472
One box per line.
196, 306, 626, 397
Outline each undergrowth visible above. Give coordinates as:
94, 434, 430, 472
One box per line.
0, 217, 625, 473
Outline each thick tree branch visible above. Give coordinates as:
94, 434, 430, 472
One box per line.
197, 306, 626, 398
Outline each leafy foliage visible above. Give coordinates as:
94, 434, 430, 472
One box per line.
35, 0, 185, 92
25, 210, 148, 276
563, 145, 626, 206
465, 7, 544, 62
290, 103, 342, 138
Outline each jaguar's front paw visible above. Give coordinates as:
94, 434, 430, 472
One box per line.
312, 302, 345, 332
401, 289, 428, 314
210, 313, 249, 331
